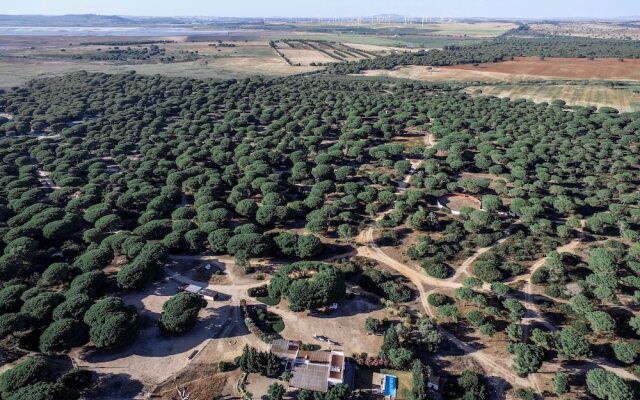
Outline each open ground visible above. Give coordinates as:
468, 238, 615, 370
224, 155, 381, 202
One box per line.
528, 22, 640, 40
358, 57, 640, 83
0, 22, 514, 87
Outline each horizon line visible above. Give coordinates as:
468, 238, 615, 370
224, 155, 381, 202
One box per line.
0, 13, 638, 21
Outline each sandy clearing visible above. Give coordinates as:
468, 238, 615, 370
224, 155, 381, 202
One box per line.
275, 297, 386, 355
0, 53, 321, 87
70, 280, 221, 393
357, 66, 539, 82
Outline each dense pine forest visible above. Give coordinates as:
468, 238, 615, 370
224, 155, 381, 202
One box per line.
328, 36, 640, 74
0, 71, 639, 399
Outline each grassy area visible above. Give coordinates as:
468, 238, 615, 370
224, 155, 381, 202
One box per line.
280, 21, 514, 38
0, 38, 325, 87
283, 33, 481, 48
0, 57, 314, 88
257, 296, 281, 306
467, 83, 640, 112
421, 22, 516, 37
380, 368, 414, 399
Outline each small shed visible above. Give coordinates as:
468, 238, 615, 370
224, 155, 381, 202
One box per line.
178, 284, 216, 301
428, 375, 441, 391
180, 284, 203, 294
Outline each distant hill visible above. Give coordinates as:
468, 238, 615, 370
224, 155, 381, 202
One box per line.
0, 14, 185, 26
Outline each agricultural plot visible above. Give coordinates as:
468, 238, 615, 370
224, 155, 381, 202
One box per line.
418, 22, 516, 37
357, 65, 522, 82
466, 84, 640, 113
529, 22, 640, 40
0, 59, 319, 88
0, 39, 322, 87
276, 39, 374, 65
449, 57, 640, 81
288, 33, 483, 48
358, 57, 640, 84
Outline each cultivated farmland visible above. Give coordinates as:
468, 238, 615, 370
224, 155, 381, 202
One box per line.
466, 84, 640, 112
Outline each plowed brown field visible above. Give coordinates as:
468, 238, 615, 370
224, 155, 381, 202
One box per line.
360, 57, 640, 83
448, 57, 640, 81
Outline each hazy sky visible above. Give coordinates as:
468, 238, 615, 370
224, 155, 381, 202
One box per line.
2, 0, 639, 19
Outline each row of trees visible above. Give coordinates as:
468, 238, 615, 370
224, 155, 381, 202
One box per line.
328, 35, 640, 74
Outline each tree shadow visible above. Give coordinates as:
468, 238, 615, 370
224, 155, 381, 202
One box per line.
442, 323, 488, 352
321, 243, 356, 260
311, 295, 384, 319
80, 303, 248, 363
485, 376, 514, 400
84, 373, 144, 400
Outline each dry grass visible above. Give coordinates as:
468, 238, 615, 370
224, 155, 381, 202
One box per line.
359, 57, 640, 84
278, 47, 339, 65
529, 22, 640, 40
276, 296, 387, 356
0, 38, 325, 87
345, 43, 419, 53
152, 363, 238, 400
449, 57, 640, 81
0, 57, 319, 88
419, 22, 517, 37
467, 84, 640, 113
358, 66, 522, 82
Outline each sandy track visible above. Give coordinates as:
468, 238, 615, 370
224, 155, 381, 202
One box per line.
509, 232, 639, 383
348, 133, 534, 388
448, 221, 520, 282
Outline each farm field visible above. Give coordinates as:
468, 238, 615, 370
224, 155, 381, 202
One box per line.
418, 22, 516, 37
528, 22, 640, 40
0, 59, 318, 88
357, 65, 530, 82
466, 84, 640, 112
358, 57, 640, 83
0, 36, 430, 87
288, 21, 515, 37
285, 33, 483, 48
448, 57, 640, 81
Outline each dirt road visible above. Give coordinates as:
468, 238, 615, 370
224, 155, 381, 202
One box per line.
349, 133, 533, 388
448, 221, 520, 282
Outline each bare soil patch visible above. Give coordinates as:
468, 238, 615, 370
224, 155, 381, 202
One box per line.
152, 363, 240, 400
71, 277, 261, 397
274, 296, 387, 355
358, 66, 521, 82
529, 22, 640, 40
438, 193, 482, 213
360, 57, 640, 83
449, 57, 640, 81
